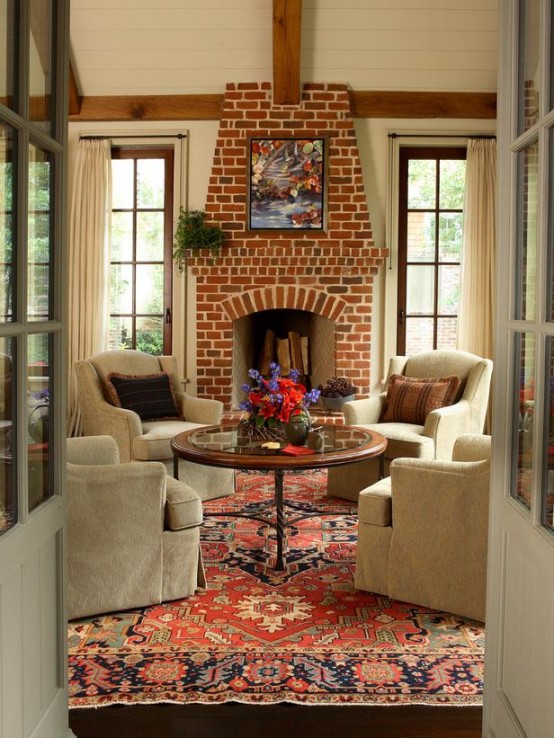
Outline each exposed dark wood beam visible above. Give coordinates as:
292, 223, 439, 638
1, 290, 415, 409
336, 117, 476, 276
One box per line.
273, 0, 302, 105
349, 90, 496, 119
67, 90, 497, 123
69, 62, 82, 116
69, 94, 224, 122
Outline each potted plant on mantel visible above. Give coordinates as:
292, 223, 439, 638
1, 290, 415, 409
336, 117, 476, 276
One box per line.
173, 208, 225, 270
317, 377, 359, 412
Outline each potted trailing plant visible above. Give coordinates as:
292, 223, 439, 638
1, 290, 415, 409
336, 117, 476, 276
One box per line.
173, 209, 225, 270
316, 377, 359, 412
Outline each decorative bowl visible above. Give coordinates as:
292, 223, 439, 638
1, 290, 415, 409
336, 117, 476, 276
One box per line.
320, 394, 356, 412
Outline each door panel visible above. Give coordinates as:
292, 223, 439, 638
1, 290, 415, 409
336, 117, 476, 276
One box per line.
0, 1, 72, 737
485, 0, 554, 736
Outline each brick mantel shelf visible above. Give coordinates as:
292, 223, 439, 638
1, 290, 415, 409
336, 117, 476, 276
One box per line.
188, 82, 387, 408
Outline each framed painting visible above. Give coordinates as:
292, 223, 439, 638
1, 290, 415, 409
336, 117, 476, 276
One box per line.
248, 137, 327, 231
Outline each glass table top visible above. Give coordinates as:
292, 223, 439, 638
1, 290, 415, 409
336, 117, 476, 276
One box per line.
186, 423, 373, 457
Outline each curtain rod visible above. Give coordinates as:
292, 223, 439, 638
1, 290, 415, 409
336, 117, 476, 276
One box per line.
79, 133, 187, 140
388, 133, 496, 140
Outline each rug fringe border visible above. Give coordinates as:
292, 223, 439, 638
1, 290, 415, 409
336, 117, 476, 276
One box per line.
69, 695, 483, 710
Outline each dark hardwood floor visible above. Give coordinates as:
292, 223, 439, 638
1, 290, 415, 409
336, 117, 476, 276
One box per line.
70, 702, 483, 738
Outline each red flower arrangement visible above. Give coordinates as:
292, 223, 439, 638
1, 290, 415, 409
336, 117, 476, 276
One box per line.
239, 363, 320, 436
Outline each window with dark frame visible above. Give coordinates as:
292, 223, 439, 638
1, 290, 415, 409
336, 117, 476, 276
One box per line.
397, 146, 467, 355
109, 147, 174, 355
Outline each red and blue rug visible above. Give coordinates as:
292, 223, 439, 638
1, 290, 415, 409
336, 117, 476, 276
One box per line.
68, 469, 484, 708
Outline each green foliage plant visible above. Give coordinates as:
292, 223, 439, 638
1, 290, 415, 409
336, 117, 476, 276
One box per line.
173, 209, 224, 270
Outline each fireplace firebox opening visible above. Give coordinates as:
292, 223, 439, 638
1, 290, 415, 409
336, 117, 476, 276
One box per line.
232, 309, 335, 408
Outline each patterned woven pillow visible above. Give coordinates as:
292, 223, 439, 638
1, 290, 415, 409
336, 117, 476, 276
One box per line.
106, 372, 181, 421
380, 374, 461, 424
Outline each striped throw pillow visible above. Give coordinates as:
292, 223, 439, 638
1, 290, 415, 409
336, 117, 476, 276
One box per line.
380, 374, 461, 424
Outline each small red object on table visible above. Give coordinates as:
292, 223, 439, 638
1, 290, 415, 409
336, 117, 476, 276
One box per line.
281, 444, 314, 456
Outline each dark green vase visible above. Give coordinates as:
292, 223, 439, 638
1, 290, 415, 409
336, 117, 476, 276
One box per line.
284, 414, 310, 446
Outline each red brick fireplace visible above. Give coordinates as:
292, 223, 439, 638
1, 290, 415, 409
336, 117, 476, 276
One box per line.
188, 82, 387, 408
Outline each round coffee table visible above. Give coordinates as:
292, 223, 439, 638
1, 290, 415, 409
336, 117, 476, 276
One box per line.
171, 423, 387, 570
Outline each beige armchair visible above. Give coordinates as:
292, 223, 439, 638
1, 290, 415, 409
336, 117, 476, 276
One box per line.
328, 349, 492, 500
66, 435, 206, 620
355, 434, 491, 622
74, 349, 234, 501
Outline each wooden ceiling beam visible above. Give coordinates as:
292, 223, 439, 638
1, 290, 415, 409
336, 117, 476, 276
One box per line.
67, 90, 496, 122
273, 0, 302, 105
349, 90, 496, 119
69, 94, 224, 122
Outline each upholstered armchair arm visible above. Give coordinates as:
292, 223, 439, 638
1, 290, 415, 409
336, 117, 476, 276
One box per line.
343, 394, 385, 425
389, 455, 490, 532
452, 433, 491, 462
422, 399, 471, 460
181, 394, 224, 425
66, 435, 120, 465
74, 360, 143, 461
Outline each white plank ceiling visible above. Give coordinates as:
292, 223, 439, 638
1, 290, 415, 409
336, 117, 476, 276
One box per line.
69, 0, 498, 97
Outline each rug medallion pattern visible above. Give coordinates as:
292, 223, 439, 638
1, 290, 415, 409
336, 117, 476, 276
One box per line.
68, 470, 485, 707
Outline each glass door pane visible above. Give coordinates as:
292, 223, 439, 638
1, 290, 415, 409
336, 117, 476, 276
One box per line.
28, 143, 51, 321
543, 338, 554, 531
518, 0, 541, 133
0, 125, 14, 322
515, 141, 539, 321
512, 331, 536, 512
29, 0, 53, 131
0, 336, 15, 533
0, 0, 15, 110
27, 333, 50, 511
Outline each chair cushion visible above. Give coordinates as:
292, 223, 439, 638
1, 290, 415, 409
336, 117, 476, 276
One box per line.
133, 419, 206, 460
164, 477, 203, 530
361, 422, 434, 460
380, 374, 460, 424
106, 372, 181, 421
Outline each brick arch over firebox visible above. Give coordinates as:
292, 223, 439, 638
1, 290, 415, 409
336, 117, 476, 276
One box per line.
221, 287, 347, 323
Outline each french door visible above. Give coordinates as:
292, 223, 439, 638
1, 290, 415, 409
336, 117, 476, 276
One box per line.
484, 0, 554, 735
0, 1, 73, 737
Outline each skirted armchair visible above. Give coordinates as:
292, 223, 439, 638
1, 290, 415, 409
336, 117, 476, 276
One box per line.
74, 349, 234, 501
66, 435, 206, 620
355, 434, 491, 622
328, 349, 493, 501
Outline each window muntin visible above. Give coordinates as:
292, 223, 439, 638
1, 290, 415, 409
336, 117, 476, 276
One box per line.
109, 148, 173, 355
398, 147, 467, 355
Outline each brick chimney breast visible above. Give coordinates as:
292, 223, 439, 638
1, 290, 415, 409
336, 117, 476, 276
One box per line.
189, 82, 388, 408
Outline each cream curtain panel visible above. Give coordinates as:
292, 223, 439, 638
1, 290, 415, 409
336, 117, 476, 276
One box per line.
457, 138, 497, 361
67, 138, 112, 435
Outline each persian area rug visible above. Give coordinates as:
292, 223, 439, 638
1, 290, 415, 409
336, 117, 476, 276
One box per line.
68, 469, 485, 708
